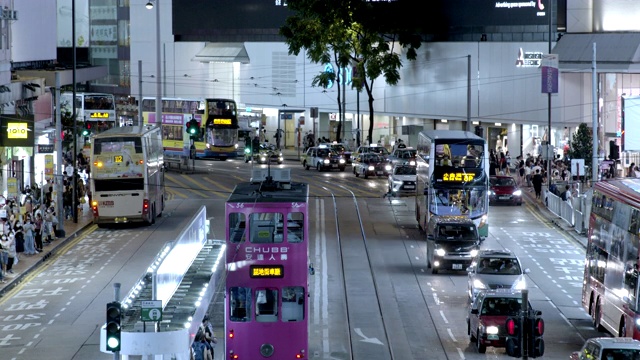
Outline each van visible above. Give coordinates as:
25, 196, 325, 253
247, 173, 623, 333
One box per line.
426, 215, 482, 274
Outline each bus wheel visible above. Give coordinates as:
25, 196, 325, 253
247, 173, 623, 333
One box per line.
620, 318, 627, 337
157, 199, 164, 218
151, 205, 156, 224
594, 300, 604, 331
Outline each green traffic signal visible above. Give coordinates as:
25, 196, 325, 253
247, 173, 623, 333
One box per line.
186, 118, 199, 136
105, 302, 121, 352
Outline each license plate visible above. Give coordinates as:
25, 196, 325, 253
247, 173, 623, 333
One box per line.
404, 185, 415, 189
452, 264, 462, 270
102, 201, 114, 206
488, 334, 499, 340
499, 196, 510, 200
376, 171, 383, 175
332, 164, 338, 168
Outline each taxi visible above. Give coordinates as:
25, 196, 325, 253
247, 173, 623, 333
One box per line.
467, 289, 537, 353
329, 142, 353, 164
353, 153, 391, 178
353, 144, 391, 161
301, 145, 346, 171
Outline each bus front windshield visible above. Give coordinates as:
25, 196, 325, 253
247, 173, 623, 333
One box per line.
429, 187, 487, 218
207, 128, 237, 147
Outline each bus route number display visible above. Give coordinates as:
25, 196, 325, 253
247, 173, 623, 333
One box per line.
250, 265, 284, 278
114, 155, 123, 163
213, 118, 232, 125
440, 172, 475, 182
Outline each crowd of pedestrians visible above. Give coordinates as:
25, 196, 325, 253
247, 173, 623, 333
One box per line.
0, 153, 89, 284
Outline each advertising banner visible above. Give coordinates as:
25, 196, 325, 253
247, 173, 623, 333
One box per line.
45, 154, 54, 180
541, 54, 559, 94
7, 177, 18, 199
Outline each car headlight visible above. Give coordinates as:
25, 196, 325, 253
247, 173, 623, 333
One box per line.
470, 249, 479, 257
260, 157, 266, 161
435, 248, 446, 257
513, 190, 522, 196
339, 158, 345, 164
385, 164, 392, 171
486, 326, 499, 335
324, 159, 330, 164
409, 160, 416, 166
472, 279, 487, 290
279, 156, 284, 161
368, 165, 374, 171
234, 143, 239, 149
393, 180, 403, 185
513, 278, 527, 290
488, 190, 494, 196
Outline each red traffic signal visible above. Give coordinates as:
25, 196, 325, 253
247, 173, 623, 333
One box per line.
505, 317, 522, 358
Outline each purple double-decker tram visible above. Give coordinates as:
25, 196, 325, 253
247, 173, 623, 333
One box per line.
225, 169, 309, 359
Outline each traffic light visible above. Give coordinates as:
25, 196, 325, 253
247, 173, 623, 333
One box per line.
505, 317, 522, 357
609, 140, 620, 160
186, 118, 199, 137
82, 122, 92, 136
474, 125, 484, 138
105, 301, 121, 352
527, 316, 545, 358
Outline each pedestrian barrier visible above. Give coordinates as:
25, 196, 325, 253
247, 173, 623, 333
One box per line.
545, 187, 590, 235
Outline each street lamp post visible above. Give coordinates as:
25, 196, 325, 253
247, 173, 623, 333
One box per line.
146, 1, 162, 127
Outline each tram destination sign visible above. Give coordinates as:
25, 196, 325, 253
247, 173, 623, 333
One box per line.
250, 265, 284, 278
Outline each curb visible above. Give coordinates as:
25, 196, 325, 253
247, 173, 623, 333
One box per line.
0, 222, 95, 298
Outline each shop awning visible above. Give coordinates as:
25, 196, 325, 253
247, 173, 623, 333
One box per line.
192, 43, 250, 63
553, 33, 640, 72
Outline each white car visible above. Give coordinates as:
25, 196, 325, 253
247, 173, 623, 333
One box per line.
387, 164, 417, 196
571, 337, 640, 359
467, 249, 530, 301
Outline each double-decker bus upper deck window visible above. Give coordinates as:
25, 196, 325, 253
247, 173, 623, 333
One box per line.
250, 213, 284, 243
282, 286, 305, 321
286, 212, 304, 243
229, 287, 251, 322
162, 126, 184, 141
84, 95, 114, 110
255, 288, 278, 322
631, 209, 640, 235
229, 213, 246, 243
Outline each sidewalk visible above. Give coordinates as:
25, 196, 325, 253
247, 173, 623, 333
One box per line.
519, 184, 588, 249
0, 204, 94, 296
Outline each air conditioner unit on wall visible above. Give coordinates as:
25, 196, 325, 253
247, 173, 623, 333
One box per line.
11, 10, 17, 20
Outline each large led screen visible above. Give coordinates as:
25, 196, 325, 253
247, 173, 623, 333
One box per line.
623, 96, 640, 152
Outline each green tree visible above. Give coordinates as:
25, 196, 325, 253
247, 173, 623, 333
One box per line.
567, 123, 593, 177
280, 0, 420, 144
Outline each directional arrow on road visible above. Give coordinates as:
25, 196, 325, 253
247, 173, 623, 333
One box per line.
354, 328, 384, 345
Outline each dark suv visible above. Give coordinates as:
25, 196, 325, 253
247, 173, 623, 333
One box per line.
426, 216, 482, 274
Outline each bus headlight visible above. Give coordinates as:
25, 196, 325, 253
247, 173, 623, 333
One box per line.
234, 143, 239, 149
205, 143, 211, 149
435, 248, 446, 257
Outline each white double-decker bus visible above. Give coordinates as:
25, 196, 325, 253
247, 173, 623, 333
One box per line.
89, 124, 164, 226
415, 130, 490, 237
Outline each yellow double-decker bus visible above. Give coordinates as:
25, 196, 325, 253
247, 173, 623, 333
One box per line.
142, 97, 239, 160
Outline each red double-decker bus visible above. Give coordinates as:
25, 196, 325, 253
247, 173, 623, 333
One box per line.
582, 178, 640, 338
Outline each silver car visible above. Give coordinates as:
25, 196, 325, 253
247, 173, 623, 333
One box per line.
467, 250, 529, 301
387, 164, 417, 196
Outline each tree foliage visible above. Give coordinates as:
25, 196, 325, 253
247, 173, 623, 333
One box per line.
280, 0, 420, 144
568, 123, 593, 174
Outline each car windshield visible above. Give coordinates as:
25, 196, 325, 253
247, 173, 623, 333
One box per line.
394, 166, 417, 176
331, 145, 346, 152
491, 177, 516, 186
601, 348, 640, 360
398, 150, 417, 159
477, 258, 521, 275
481, 297, 523, 316
363, 146, 390, 155
364, 154, 384, 163
317, 149, 336, 157
436, 224, 477, 240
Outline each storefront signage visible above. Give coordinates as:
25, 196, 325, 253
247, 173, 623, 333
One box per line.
515, 48, 543, 68
7, 122, 29, 139
213, 118, 232, 125
90, 112, 109, 118
37, 144, 54, 153
323, 63, 352, 89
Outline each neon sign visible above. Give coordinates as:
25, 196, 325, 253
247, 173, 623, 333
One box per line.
90, 112, 109, 118
213, 118, 232, 125
323, 64, 352, 89
7, 123, 29, 139
439, 172, 476, 182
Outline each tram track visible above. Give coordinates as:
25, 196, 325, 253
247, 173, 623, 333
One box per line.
316, 179, 453, 360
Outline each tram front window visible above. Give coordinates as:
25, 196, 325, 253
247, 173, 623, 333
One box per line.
250, 213, 284, 243
228, 213, 246, 243
229, 287, 251, 322
256, 288, 278, 322
282, 286, 305, 321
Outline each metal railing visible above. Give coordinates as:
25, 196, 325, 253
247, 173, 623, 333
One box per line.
543, 183, 591, 236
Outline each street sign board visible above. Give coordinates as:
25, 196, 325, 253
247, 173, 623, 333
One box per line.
140, 300, 162, 322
